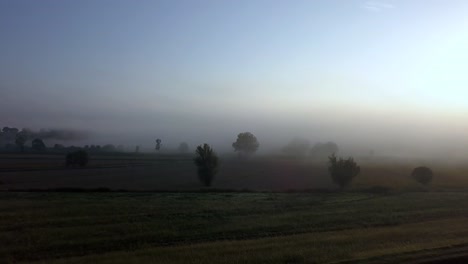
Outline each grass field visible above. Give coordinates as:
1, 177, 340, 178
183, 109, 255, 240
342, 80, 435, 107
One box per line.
3, 153, 468, 192
2, 191, 468, 263
3, 153, 468, 263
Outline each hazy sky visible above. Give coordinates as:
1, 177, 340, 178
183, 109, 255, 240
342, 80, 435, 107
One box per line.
1, 0, 468, 155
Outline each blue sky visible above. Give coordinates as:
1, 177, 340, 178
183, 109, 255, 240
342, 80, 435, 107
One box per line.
1, 0, 468, 154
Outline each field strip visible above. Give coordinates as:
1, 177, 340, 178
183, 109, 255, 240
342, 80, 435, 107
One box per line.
336, 243, 468, 263
0, 163, 154, 172
31, 217, 468, 264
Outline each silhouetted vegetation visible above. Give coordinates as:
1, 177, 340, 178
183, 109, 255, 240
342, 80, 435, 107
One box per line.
66, 150, 89, 167
15, 130, 28, 152
232, 132, 259, 156
194, 144, 219, 187
328, 154, 360, 189
411, 166, 433, 185
0, 127, 18, 145
31, 138, 46, 152
155, 138, 162, 151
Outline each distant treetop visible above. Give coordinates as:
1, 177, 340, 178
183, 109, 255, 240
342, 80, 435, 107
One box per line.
232, 132, 259, 154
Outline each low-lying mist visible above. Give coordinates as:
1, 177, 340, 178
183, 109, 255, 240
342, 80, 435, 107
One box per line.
4, 103, 468, 163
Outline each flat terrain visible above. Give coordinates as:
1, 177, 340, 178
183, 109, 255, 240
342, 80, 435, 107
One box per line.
3, 153, 468, 263
2, 153, 468, 191
0, 153, 332, 191
2, 191, 468, 263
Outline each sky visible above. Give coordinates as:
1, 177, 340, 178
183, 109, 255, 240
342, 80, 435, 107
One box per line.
1, 0, 468, 156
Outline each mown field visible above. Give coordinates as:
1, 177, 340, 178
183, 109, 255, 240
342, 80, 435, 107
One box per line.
2, 191, 468, 263
3, 154, 468, 263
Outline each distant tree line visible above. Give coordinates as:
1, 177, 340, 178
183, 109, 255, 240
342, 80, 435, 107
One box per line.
0, 126, 129, 154
2, 127, 435, 189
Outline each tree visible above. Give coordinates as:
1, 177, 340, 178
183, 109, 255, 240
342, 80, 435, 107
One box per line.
66, 150, 89, 167
310, 142, 339, 159
411, 166, 433, 185
232, 132, 259, 155
328, 154, 360, 189
31, 138, 46, 152
178, 142, 189, 153
155, 139, 162, 151
282, 137, 311, 157
194, 143, 219, 187
1, 127, 19, 145
15, 131, 28, 152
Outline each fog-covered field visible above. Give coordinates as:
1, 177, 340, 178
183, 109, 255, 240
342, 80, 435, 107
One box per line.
2, 153, 468, 192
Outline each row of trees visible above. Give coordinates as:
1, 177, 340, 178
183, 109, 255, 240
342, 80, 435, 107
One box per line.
4, 126, 336, 158
1, 127, 52, 153
193, 132, 434, 188
193, 145, 433, 188
195, 144, 356, 188
230, 133, 338, 157
27, 129, 431, 189
63, 139, 433, 189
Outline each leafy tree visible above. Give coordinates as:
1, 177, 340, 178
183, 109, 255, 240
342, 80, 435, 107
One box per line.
232, 132, 259, 155
310, 142, 339, 158
282, 137, 311, 157
15, 131, 28, 152
178, 142, 189, 153
194, 144, 219, 187
411, 166, 433, 185
328, 154, 360, 189
66, 150, 89, 167
31, 138, 46, 152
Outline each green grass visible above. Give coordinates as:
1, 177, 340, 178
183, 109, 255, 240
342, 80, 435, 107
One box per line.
2, 191, 468, 263
40, 218, 468, 264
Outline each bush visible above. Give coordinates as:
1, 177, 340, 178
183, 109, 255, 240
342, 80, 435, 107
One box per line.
328, 154, 360, 189
66, 150, 89, 167
194, 144, 219, 187
411, 166, 433, 185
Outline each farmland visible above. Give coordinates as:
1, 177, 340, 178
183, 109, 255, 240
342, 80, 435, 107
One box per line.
2, 154, 468, 263
2, 153, 468, 191
2, 191, 468, 263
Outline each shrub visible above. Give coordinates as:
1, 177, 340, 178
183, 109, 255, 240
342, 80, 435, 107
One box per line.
194, 144, 219, 187
328, 153, 360, 189
66, 150, 89, 167
411, 166, 433, 185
